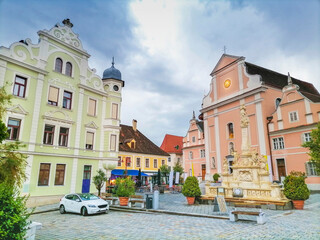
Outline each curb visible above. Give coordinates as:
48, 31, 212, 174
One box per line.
31, 205, 229, 219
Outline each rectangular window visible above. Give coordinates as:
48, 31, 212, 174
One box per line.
136, 158, 141, 168
83, 165, 91, 179
43, 125, 55, 145
38, 163, 51, 186
118, 156, 122, 167
86, 132, 94, 150
7, 118, 21, 140
162, 160, 165, 166
13, 75, 27, 98
168, 157, 171, 162
154, 159, 158, 168
63, 91, 72, 109
54, 164, 66, 185
112, 103, 118, 119
110, 134, 116, 151
145, 158, 149, 168
126, 157, 131, 167
289, 111, 298, 122
273, 137, 285, 150
88, 98, 96, 116
48, 86, 59, 106
189, 151, 193, 159
59, 127, 69, 147
303, 133, 311, 143
192, 136, 196, 143
200, 149, 205, 158
306, 162, 318, 176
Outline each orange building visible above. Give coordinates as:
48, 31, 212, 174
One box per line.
182, 112, 206, 181
160, 134, 183, 171
200, 54, 320, 190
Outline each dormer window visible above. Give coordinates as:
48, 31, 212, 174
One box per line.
127, 139, 136, 149
131, 141, 135, 149
55, 58, 63, 73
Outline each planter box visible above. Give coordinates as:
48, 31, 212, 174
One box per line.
25, 221, 42, 240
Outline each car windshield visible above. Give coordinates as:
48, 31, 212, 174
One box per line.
78, 193, 99, 201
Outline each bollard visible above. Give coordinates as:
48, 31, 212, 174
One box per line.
153, 190, 159, 210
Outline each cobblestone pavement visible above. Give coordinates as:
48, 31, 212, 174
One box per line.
30, 193, 320, 239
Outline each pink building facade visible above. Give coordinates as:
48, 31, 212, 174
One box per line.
200, 54, 320, 190
182, 112, 207, 181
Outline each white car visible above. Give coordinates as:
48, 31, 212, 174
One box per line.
59, 193, 109, 216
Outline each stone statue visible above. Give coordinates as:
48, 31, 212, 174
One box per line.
240, 104, 249, 128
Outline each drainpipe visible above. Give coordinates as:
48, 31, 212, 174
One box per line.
266, 116, 274, 176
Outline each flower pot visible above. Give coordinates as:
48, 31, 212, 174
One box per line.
186, 196, 195, 205
119, 197, 129, 206
292, 200, 305, 210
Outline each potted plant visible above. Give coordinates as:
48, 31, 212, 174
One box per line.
182, 176, 201, 205
213, 173, 220, 183
283, 171, 310, 210
115, 177, 135, 206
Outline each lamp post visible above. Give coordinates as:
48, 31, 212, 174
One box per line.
122, 157, 131, 177
266, 116, 274, 176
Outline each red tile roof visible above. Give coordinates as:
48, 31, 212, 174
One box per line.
160, 134, 183, 154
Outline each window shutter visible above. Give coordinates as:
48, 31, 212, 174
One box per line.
88, 99, 96, 116
86, 132, 94, 145
48, 86, 59, 102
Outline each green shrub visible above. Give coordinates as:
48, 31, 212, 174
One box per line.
182, 176, 201, 197
213, 173, 220, 182
114, 177, 135, 197
0, 183, 31, 240
283, 171, 310, 200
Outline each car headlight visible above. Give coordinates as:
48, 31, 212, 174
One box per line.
88, 205, 96, 208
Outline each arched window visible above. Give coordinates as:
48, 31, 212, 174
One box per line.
229, 142, 234, 154
227, 123, 234, 139
55, 58, 63, 73
275, 98, 281, 108
65, 62, 72, 77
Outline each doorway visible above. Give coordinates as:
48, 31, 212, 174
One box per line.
82, 165, 92, 193
201, 164, 206, 181
276, 159, 286, 181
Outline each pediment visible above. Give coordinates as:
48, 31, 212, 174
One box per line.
211, 54, 244, 76
7, 104, 28, 115
85, 121, 99, 129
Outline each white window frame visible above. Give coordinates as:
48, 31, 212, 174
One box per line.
48, 85, 60, 106
289, 111, 299, 123
189, 151, 193, 160
111, 103, 119, 119
12, 73, 30, 99
306, 162, 318, 176
54, 163, 67, 186
303, 132, 311, 143
200, 149, 205, 158
85, 131, 95, 150
136, 157, 141, 168
37, 162, 51, 186
110, 134, 117, 152
88, 98, 97, 117
154, 159, 158, 168
273, 137, 285, 150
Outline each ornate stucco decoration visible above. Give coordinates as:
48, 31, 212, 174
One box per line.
48, 78, 76, 91
7, 104, 29, 115
85, 121, 99, 129
43, 110, 74, 124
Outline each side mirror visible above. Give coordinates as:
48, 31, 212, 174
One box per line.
76, 199, 81, 202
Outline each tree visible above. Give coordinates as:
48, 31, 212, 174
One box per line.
173, 161, 184, 175
0, 86, 30, 239
159, 164, 170, 184
93, 169, 108, 196
302, 123, 320, 174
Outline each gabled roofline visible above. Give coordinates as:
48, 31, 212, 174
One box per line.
210, 54, 245, 76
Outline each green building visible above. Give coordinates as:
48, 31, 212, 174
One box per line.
0, 19, 124, 205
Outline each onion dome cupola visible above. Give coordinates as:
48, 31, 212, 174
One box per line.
102, 57, 125, 92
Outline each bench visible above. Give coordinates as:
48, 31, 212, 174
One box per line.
229, 209, 266, 224
128, 195, 146, 208
101, 193, 118, 206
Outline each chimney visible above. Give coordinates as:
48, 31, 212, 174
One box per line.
132, 119, 137, 131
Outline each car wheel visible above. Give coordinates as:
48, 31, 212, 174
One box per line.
59, 205, 66, 214
81, 207, 88, 216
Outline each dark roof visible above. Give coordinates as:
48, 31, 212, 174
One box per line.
245, 62, 320, 102
119, 124, 169, 156
197, 121, 204, 132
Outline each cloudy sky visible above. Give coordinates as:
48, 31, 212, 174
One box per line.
0, 0, 319, 145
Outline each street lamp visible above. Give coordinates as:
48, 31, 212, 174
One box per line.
122, 157, 131, 177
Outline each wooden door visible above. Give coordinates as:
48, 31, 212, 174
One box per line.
277, 159, 286, 181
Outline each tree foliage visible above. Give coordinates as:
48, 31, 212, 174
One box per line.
302, 123, 320, 174
0, 86, 30, 239
173, 161, 184, 175
114, 177, 135, 197
182, 176, 201, 197
93, 169, 108, 196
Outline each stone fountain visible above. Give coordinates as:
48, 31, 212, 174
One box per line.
205, 105, 288, 204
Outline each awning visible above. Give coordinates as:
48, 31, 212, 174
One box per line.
111, 169, 149, 177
